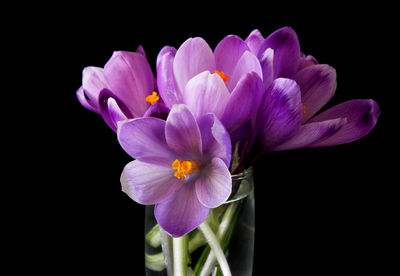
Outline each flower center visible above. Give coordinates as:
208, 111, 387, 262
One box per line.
214, 69, 230, 82
145, 91, 159, 105
172, 159, 198, 179
302, 104, 306, 115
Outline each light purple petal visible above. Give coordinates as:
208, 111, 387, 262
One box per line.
165, 104, 202, 158
272, 118, 347, 151
82, 66, 110, 112
198, 114, 232, 167
308, 99, 380, 147
183, 71, 230, 120
99, 88, 133, 132
260, 48, 274, 90
155, 180, 210, 237
255, 78, 303, 149
227, 50, 263, 92
173, 37, 215, 95
298, 55, 318, 71
103, 51, 155, 117
76, 86, 100, 114
221, 72, 264, 133
293, 64, 337, 122
258, 27, 301, 78
117, 117, 176, 162
195, 157, 232, 208
121, 160, 184, 205
136, 45, 146, 58
214, 35, 250, 79
156, 46, 181, 108
245, 29, 265, 55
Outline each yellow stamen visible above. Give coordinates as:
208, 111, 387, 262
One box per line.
214, 69, 230, 82
145, 91, 159, 105
302, 104, 306, 115
171, 159, 198, 179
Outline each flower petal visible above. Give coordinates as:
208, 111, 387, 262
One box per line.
255, 78, 303, 150
245, 29, 265, 55
258, 27, 300, 78
198, 114, 232, 167
165, 104, 202, 157
99, 88, 133, 132
117, 117, 176, 161
195, 157, 232, 208
260, 48, 274, 90
143, 102, 170, 120
121, 160, 184, 205
155, 181, 210, 237
298, 54, 318, 71
76, 86, 99, 114
272, 118, 347, 151
82, 66, 110, 112
308, 99, 380, 147
227, 51, 262, 92
293, 64, 337, 122
221, 72, 264, 133
156, 46, 181, 108
183, 71, 230, 120
103, 51, 155, 117
214, 35, 250, 79
173, 37, 215, 95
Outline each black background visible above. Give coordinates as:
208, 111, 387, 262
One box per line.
14, 2, 396, 275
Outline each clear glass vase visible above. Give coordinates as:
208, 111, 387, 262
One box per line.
144, 167, 255, 276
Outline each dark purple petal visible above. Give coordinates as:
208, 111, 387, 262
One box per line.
103, 51, 155, 117
258, 27, 301, 78
99, 88, 133, 132
76, 86, 100, 114
165, 104, 202, 158
214, 35, 250, 79
245, 29, 265, 55
81, 66, 110, 112
260, 48, 274, 90
136, 45, 146, 58
155, 180, 210, 237
255, 78, 303, 150
198, 114, 232, 167
156, 46, 181, 108
298, 55, 318, 71
272, 118, 347, 151
121, 160, 184, 205
308, 99, 380, 147
293, 64, 337, 122
143, 102, 170, 120
195, 158, 232, 208
173, 37, 215, 95
117, 117, 177, 161
227, 51, 262, 92
221, 72, 264, 133
183, 71, 230, 120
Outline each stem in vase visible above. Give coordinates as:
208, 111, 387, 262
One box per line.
198, 221, 232, 276
173, 235, 188, 276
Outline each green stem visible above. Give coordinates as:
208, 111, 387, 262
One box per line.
145, 224, 161, 248
198, 221, 232, 276
173, 235, 188, 276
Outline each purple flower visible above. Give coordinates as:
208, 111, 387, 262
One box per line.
156, 36, 264, 135
76, 46, 167, 132
234, 27, 380, 163
118, 104, 232, 237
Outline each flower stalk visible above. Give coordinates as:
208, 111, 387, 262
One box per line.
173, 235, 189, 276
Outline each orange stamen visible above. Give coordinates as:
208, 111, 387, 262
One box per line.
145, 91, 159, 105
302, 105, 306, 115
171, 159, 198, 179
214, 69, 230, 82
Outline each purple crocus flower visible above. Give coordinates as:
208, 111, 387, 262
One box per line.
118, 104, 232, 237
76, 46, 167, 132
156, 35, 264, 135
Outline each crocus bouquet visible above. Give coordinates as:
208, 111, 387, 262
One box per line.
77, 27, 380, 275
